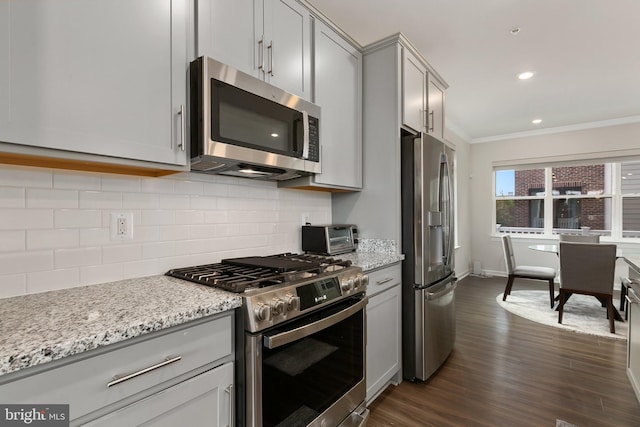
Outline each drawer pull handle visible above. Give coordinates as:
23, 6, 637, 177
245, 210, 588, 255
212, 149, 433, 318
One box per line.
225, 384, 234, 427
107, 356, 182, 388
376, 277, 394, 285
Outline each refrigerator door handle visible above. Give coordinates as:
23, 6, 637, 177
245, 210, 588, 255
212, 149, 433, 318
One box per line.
425, 278, 457, 301
440, 152, 454, 267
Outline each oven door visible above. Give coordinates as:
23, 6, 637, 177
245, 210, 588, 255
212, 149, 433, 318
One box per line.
246, 296, 367, 427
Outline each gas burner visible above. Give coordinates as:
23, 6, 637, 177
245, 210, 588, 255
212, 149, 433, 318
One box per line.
166, 253, 352, 293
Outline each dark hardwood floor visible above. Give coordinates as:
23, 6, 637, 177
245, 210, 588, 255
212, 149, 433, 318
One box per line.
367, 275, 640, 427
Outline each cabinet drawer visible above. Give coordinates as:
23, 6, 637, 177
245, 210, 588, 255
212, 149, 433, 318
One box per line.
366, 263, 402, 297
2, 314, 232, 421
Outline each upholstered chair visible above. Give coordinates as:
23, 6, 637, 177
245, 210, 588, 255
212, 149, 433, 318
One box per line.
501, 235, 557, 308
558, 234, 600, 243
558, 242, 617, 333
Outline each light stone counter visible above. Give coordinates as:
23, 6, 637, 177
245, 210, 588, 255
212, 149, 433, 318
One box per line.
339, 238, 404, 271
339, 252, 404, 272
0, 275, 242, 377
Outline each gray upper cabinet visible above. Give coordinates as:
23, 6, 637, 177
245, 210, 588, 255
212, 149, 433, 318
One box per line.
401, 41, 447, 141
403, 49, 428, 134
0, 0, 188, 170
280, 17, 362, 191
428, 76, 445, 141
197, 0, 311, 100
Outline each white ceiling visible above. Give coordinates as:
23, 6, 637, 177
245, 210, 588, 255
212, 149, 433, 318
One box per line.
306, 0, 640, 142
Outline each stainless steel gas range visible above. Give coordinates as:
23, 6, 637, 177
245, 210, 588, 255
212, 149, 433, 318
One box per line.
167, 253, 370, 427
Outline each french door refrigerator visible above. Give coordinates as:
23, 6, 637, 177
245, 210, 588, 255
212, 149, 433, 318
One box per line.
401, 132, 457, 382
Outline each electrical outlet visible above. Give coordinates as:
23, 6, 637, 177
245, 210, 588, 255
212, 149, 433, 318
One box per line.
301, 213, 310, 226
110, 212, 134, 241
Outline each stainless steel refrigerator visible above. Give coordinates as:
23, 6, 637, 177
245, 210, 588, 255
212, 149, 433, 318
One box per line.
401, 132, 457, 382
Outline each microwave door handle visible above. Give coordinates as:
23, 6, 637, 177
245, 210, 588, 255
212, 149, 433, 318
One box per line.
302, 110, 309, 159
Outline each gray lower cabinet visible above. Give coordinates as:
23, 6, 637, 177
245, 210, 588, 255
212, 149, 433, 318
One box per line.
85, 362, 234, 427
366, 263, 402, 404
0, 313, 234, 426
0, 0, 188, 172
627, 284, 640, 402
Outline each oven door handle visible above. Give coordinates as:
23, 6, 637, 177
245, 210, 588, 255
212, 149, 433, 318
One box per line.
263, 298, 367, 349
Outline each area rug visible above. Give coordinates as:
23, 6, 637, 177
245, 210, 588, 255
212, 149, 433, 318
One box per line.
556, 420, 579, 427
496, 291, 628, 340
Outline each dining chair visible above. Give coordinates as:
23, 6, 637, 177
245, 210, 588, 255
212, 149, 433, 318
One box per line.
501, 235, 557, 308
558, 234, 600, 243
558, 242, 617, 333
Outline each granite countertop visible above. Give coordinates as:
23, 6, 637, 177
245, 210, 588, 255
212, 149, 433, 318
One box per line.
0, 275, 242, 378
339, 252, 404, 271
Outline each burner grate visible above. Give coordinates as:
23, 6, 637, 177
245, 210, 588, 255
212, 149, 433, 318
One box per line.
166, 253, 352, 293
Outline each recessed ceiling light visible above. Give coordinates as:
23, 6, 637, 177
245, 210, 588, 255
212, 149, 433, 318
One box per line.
510, 27, 521, 35
271, 133, 279, 137
518, 71, 534, 80
532, 119, 542, 124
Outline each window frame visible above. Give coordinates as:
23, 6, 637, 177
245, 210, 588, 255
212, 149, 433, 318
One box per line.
494, 163, 625, 239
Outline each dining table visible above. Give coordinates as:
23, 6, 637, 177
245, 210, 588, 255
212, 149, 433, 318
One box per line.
529, 243, 640, 321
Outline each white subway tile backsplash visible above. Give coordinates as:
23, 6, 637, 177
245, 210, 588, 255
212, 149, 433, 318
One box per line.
101, 175, 141, 192
0, 209, 53, 230
141, 210, 175, 226
123, 192, 159, 209
54, 171, 101, 190
55, 209, 102, 228
0, 231, 25, 252
158, 194, 190, 210
0, 187, 25, 208
27, 268, 80, 293
79, 191, 122, 209
80, 264, 124, 286
27, 229, 79, 250
0, 274, 27, 298
0, 166, 52, 188
190, 196, 218, 210
54, 247, 101, 268
175, 210, 205, 225
103, 244, 142, 264
79, 228, 111, 247
174, 180, 204, 195
204, 211, 228, 224
0, 251, 54, 274
142, 241, 175, 259
0, 164, 330, 298
26, 188, 78, 209
140, 177, 175, 194
159, 225, 190, 241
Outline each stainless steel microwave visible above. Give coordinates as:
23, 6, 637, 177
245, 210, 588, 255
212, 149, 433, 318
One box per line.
189, 56, 321, 180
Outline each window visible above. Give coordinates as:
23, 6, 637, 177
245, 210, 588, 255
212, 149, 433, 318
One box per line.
495, 168, 545, 233
495, 163, 615, 237
622, 161, 640, 238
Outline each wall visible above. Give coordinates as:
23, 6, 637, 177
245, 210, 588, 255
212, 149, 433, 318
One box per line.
0, 165, 331, 298
469, 121, 640, 276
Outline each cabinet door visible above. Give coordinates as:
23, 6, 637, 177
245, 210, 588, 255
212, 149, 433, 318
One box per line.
628, 289, 640, 401
366, 282, 402, 404
313, 20, 362, 189
263, 0, 311, 100
85, 362, 234, 427
196, 0, 260, 78
402, 48, 427, 133
0, 0, 187, 166
428, 76, 445, 141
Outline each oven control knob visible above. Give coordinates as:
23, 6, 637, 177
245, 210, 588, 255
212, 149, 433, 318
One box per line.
341, 277, 354, 292
271, 298, 286, 316
361, 274, 369, 288
284, 295, 300, 312
254, 303, 271, 322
